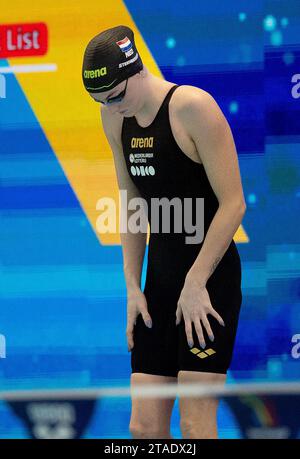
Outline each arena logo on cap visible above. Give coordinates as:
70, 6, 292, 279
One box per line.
116, 36, 134, 58
84, 67, 107, 79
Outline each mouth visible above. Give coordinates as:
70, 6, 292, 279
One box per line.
119, 109, 128, 114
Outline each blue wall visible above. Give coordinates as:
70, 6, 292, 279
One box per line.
0, 0, 299, 438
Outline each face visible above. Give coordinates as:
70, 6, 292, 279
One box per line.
89, 74, 142, 116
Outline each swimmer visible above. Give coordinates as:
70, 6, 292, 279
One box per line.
82, 25, 246, 439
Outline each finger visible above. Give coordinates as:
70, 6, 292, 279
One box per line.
126, 329, 134, 351
200, 315, 214, 342
127, 317, 136, 328
176, 305, 182, 325
126, 322, 134, 350
140, 309, 152, 328
208, 308, 225, 327
194, 318, 206, 349
184, 320, 194, 348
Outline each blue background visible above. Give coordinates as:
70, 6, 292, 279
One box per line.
0, 0, 300, 438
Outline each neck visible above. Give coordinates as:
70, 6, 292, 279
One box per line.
135, 75, 173, 122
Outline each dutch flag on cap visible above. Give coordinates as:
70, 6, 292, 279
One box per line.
116, 36, 133, 53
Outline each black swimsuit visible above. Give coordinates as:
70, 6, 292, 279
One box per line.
121, 85, 242, 376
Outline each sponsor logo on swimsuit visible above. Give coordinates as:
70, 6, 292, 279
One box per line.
131, 165, 155, 176
131, 137, 154, 148
129, 153, 154, 164
129, 153, 155, 176
129, 138, 155, 175
116, 36, 134, 58
84, 67, 107, 79
190, 347, 216, 359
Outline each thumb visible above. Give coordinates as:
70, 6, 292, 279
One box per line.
140, 306, 153, 329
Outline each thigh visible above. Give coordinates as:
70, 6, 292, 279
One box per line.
130, 373, 177, 432
131, 291, 179, 377
178, 371, 226, 436
177, 281, 242, 374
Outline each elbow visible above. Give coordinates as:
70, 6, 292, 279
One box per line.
225, 199, 247, 221
232, 194, 247, 215
236, 199, 247, 218
238, 200, 247, 224
240, 199, 247, 214
220, 198, 247, 215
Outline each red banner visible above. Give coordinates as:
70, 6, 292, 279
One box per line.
0, 22, 48, 58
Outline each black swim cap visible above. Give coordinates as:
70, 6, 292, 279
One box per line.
82, 25, 143, 94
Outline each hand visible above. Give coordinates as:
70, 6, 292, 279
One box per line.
126, 287, 152, 352
175, 276, 225, 349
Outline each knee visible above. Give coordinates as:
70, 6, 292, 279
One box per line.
129, 422, 171, 439
180, 419, 195, 438
129, 422, 150, 438
180, 418, 217, 439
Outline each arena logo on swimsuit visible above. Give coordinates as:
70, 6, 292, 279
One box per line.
131, 137, 154, 148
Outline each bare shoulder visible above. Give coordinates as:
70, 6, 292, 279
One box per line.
171, 84, 227, 139
173, 84, 212, 99
171, 84, 220, 117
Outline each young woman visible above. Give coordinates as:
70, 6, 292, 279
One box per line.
82, 25, 246, 439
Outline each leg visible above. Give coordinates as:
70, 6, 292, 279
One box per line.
129, 372, 177, 439
178, 371, 226, 439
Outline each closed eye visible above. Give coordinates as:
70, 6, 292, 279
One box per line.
107, 94, 121, 102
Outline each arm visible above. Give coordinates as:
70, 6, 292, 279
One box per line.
181, 89, 246, 286
175, 89, 246, 348
100, 106, 147, 292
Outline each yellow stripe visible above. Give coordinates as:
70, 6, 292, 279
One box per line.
3, 1, 248, 246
